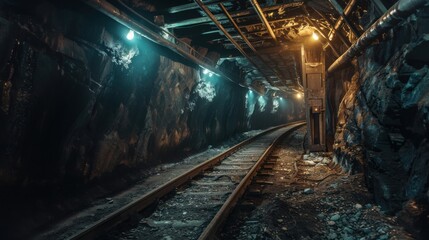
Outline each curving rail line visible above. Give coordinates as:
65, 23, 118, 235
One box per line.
68, 121, 305, 240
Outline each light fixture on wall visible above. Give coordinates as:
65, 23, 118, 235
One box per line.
312, 32, 319, 41
126, 30, 135, 40
296, 93, 303, 99
202, 68, 215, 77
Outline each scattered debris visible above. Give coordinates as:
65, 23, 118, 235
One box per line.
303, 188, 314, 194
220, 128, 412, 240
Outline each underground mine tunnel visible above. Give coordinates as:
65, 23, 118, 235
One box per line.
1, 0, 429, 239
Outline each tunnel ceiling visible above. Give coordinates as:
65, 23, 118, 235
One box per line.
119, 0, 373, 93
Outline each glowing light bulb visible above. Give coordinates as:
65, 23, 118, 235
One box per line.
312, 32, 319, 41
126, 30, 135, 40
296, 93, 303, 99
203, 68, 209, 75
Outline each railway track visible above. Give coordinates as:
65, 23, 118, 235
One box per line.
69, 121, 305, 240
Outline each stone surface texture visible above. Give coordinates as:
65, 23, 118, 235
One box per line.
0, 1, 303, 189
333, 4, 429, 223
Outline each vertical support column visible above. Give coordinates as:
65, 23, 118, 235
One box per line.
301, 45, 326, 152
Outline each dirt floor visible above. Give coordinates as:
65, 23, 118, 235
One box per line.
220, 128, 413, 240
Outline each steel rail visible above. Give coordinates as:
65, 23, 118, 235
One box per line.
67, 121, 304, 240
198, 122, 305, 239
328, 0, 429, 74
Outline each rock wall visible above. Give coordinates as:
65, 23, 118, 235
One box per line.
333, 4, 429, 223
0, 1, 303, 189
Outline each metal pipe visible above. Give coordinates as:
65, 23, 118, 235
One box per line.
328, 0, 429, 73
82, 0, 247, 88
250, 0, 278, 43
327, 0, 360, 38
328, 0, 357, 41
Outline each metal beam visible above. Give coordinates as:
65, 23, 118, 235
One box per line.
193, 0, 279, 90
327, 0, 360, 38
218, 3, 257, 53
82, 0, 246, 88
165, 2, 303, 28
250, 0, 278, 42
193, 0, 249, 59
302, 7, 340, 58
166, 0, 229, 13
240, 15, 302, 31
328, 0, 429, 73
310, 7, 350, 48
328, 0, 357, 42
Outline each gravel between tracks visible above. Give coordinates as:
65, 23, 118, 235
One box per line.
220, 128, 412, 240
35, 130, 263, 240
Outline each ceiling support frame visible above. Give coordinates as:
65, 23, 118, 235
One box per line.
328, 0, 358, 41
82, 0, 253, 91
218, 3, 257, 53
302, 7, 340, 58
310, 7, 350, 48
165, 2, 303, 28
218, 3, 294, 88
194, 0, 279, 92
327, 0, 360, 38
249, 0, 278, 43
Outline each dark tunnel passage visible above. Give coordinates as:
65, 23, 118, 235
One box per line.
0, 0, 429, 239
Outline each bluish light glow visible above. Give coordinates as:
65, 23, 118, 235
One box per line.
272, 98, 280, 113
202, 68, 218, 78
248, 89, 254, 96
258, 96, 267, 112
126, 30, 135, 40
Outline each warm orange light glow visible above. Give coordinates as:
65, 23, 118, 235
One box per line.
312, 32, 319, 41
296, 93, 303, 99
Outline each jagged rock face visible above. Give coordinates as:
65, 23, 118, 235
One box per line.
0, 2, 303, 188
334, 8, 429, 214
